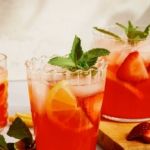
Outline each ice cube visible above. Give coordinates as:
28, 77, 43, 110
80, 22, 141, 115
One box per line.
70, 81, 104, 98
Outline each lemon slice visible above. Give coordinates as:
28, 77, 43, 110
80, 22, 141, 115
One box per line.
46, 81, 93, 131
46, 81, 77, 111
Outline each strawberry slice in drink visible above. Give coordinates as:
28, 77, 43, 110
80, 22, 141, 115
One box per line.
117, 51, 149, 83
80, 93, 103, 125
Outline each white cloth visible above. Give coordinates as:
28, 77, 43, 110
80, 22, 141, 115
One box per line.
0, 0, 149, 80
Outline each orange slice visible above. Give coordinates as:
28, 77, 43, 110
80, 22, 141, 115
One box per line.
46, 81, 77, 111
46, 81, 92, 131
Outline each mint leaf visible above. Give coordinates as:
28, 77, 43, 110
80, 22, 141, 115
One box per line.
94, 27, 123, 42
7, 117, 33, 143
0, 118, 35, 150
48, 36, 110, 71
144, 25, 150, 37
0, 135, 7, 150
79, 48, 110, 68
116, 21, 150, 45
96, 21, 150, 45
69, 35, 83, 66
127, 21, 138, 39
48, 57, 75, 69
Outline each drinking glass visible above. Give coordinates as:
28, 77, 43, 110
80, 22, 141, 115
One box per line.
0, 53, 8, 129
93, 27, 150, 122
25, 56, 107, 150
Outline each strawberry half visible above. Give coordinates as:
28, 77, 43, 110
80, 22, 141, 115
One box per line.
117, 51, 149, 82
127, 122, 150, 143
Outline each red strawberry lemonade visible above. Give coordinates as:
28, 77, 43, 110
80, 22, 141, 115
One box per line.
0, 54, 8, 129
94, 22, 150, 121
29, 81, 104, 150
26, 36, 109, 150
27, 65, 106, 150
102, 49, 150, 121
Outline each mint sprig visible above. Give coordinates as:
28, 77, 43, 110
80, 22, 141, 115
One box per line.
0, 117, 35, 150
48, 36, 110, 71
69, 35, 83, 66
94, 21, 150, 45
48, 57, 75, 69
78, 48, 109, 69
116, 21, 150, 45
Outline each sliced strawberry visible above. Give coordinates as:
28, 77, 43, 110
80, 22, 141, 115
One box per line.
81, 93, 103, 125
143, 130, 150, 143
117, 51, 149, 82
127, 122, 150, 143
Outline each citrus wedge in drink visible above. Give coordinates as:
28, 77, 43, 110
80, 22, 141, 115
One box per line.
46, 81, 77, 111
46, 81, 92, 131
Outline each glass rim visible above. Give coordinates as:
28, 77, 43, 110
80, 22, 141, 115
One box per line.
25, 56, 108, 77
25, 56, 108, 86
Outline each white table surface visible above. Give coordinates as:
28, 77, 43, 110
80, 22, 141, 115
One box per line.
7, 80, 102, 150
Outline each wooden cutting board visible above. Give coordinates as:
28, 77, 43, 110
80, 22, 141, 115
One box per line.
98, 120, 150, 150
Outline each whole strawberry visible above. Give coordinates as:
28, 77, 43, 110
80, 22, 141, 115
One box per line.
127, 122, 150, 143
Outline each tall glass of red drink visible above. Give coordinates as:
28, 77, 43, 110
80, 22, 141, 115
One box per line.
25, 36, 108, 150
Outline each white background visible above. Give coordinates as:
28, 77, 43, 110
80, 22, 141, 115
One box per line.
0, 0, 149, 80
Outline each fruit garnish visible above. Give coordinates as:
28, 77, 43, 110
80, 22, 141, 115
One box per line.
94, 21, 150, 45
48, 35, 109, 71
81, 93, 103, 124
127, 122, 150, 143
51, 109, 93, 131
46, 81, 77, 112
46, 81, 93, 131
0, 117, 35, 150
117, 51, 149, 82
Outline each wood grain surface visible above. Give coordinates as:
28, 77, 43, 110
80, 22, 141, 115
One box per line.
98, 120, 150, 150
